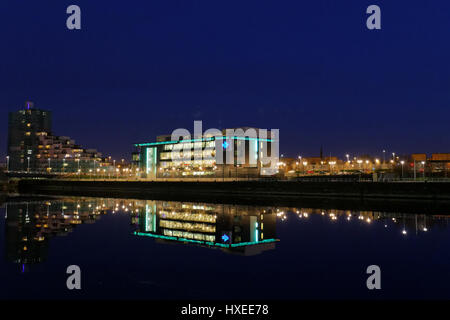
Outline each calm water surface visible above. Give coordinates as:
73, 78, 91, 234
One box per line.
1, 196, 450, 299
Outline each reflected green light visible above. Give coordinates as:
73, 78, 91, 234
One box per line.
134, 232, 278, 248
230, 239, 278, 247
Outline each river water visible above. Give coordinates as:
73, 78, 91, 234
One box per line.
1, 196, 449, 299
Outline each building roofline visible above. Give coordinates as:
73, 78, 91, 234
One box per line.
135, 136, 272, 147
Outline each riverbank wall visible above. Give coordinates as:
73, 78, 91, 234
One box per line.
17, 178, 450, 202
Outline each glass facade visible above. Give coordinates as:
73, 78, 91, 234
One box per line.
135, 133, 273, 179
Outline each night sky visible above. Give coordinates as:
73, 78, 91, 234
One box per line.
1, 1, 449, 161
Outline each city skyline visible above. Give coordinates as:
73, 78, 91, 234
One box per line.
1, 1, 450, 161
1, 100, 449, 164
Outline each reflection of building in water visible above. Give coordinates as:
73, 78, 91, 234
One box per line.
5, 196, 450, 269
5, 199, 110, 269
132, 201, 278, 256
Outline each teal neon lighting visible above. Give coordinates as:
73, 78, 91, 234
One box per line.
135, 136, 272, 147
205, 241, 229, 248
230, 239, 278, 247
135, 137, 214, 147
152, 147, 157, 175
133, 232, 277, 248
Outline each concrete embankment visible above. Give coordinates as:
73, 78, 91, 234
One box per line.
16, 179, 450, 211
1, 171, 18, 194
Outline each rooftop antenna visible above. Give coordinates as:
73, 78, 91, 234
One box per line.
25, 101, 34, 110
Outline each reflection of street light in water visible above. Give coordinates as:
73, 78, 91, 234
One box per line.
402, 215, 407, 235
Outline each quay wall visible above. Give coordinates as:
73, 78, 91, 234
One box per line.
18, 179, 450, 201
14, 179, 450, 214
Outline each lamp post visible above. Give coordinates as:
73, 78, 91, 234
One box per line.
329, 161, 336, 174
6, 156, 9, 172
48, 158, 51, 172
383, 150, 386, 164
27, 157, 30, 173
421, 161, 426, 179
357, 159, 362, 170
400, 160, 405, 179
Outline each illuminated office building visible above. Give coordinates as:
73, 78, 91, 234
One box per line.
134, 127, 274, 179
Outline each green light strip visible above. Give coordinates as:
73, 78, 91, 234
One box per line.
230, 239, 279, 247
134, 231, 224, 246
133, 232, 278, 248
135, 137, 214, 147
135, 136, 272, 147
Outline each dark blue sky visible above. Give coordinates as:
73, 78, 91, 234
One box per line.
1, 1, 449, 161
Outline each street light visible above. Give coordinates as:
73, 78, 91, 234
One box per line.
400, 160, 405, 179
329, 161, 336, 173
346, 154, 350, 163
6, 156, 9, 172
48, 158, 51, 172
27, 157, 30, 173
357, 159, 362, 169
421, 161, 426, 179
